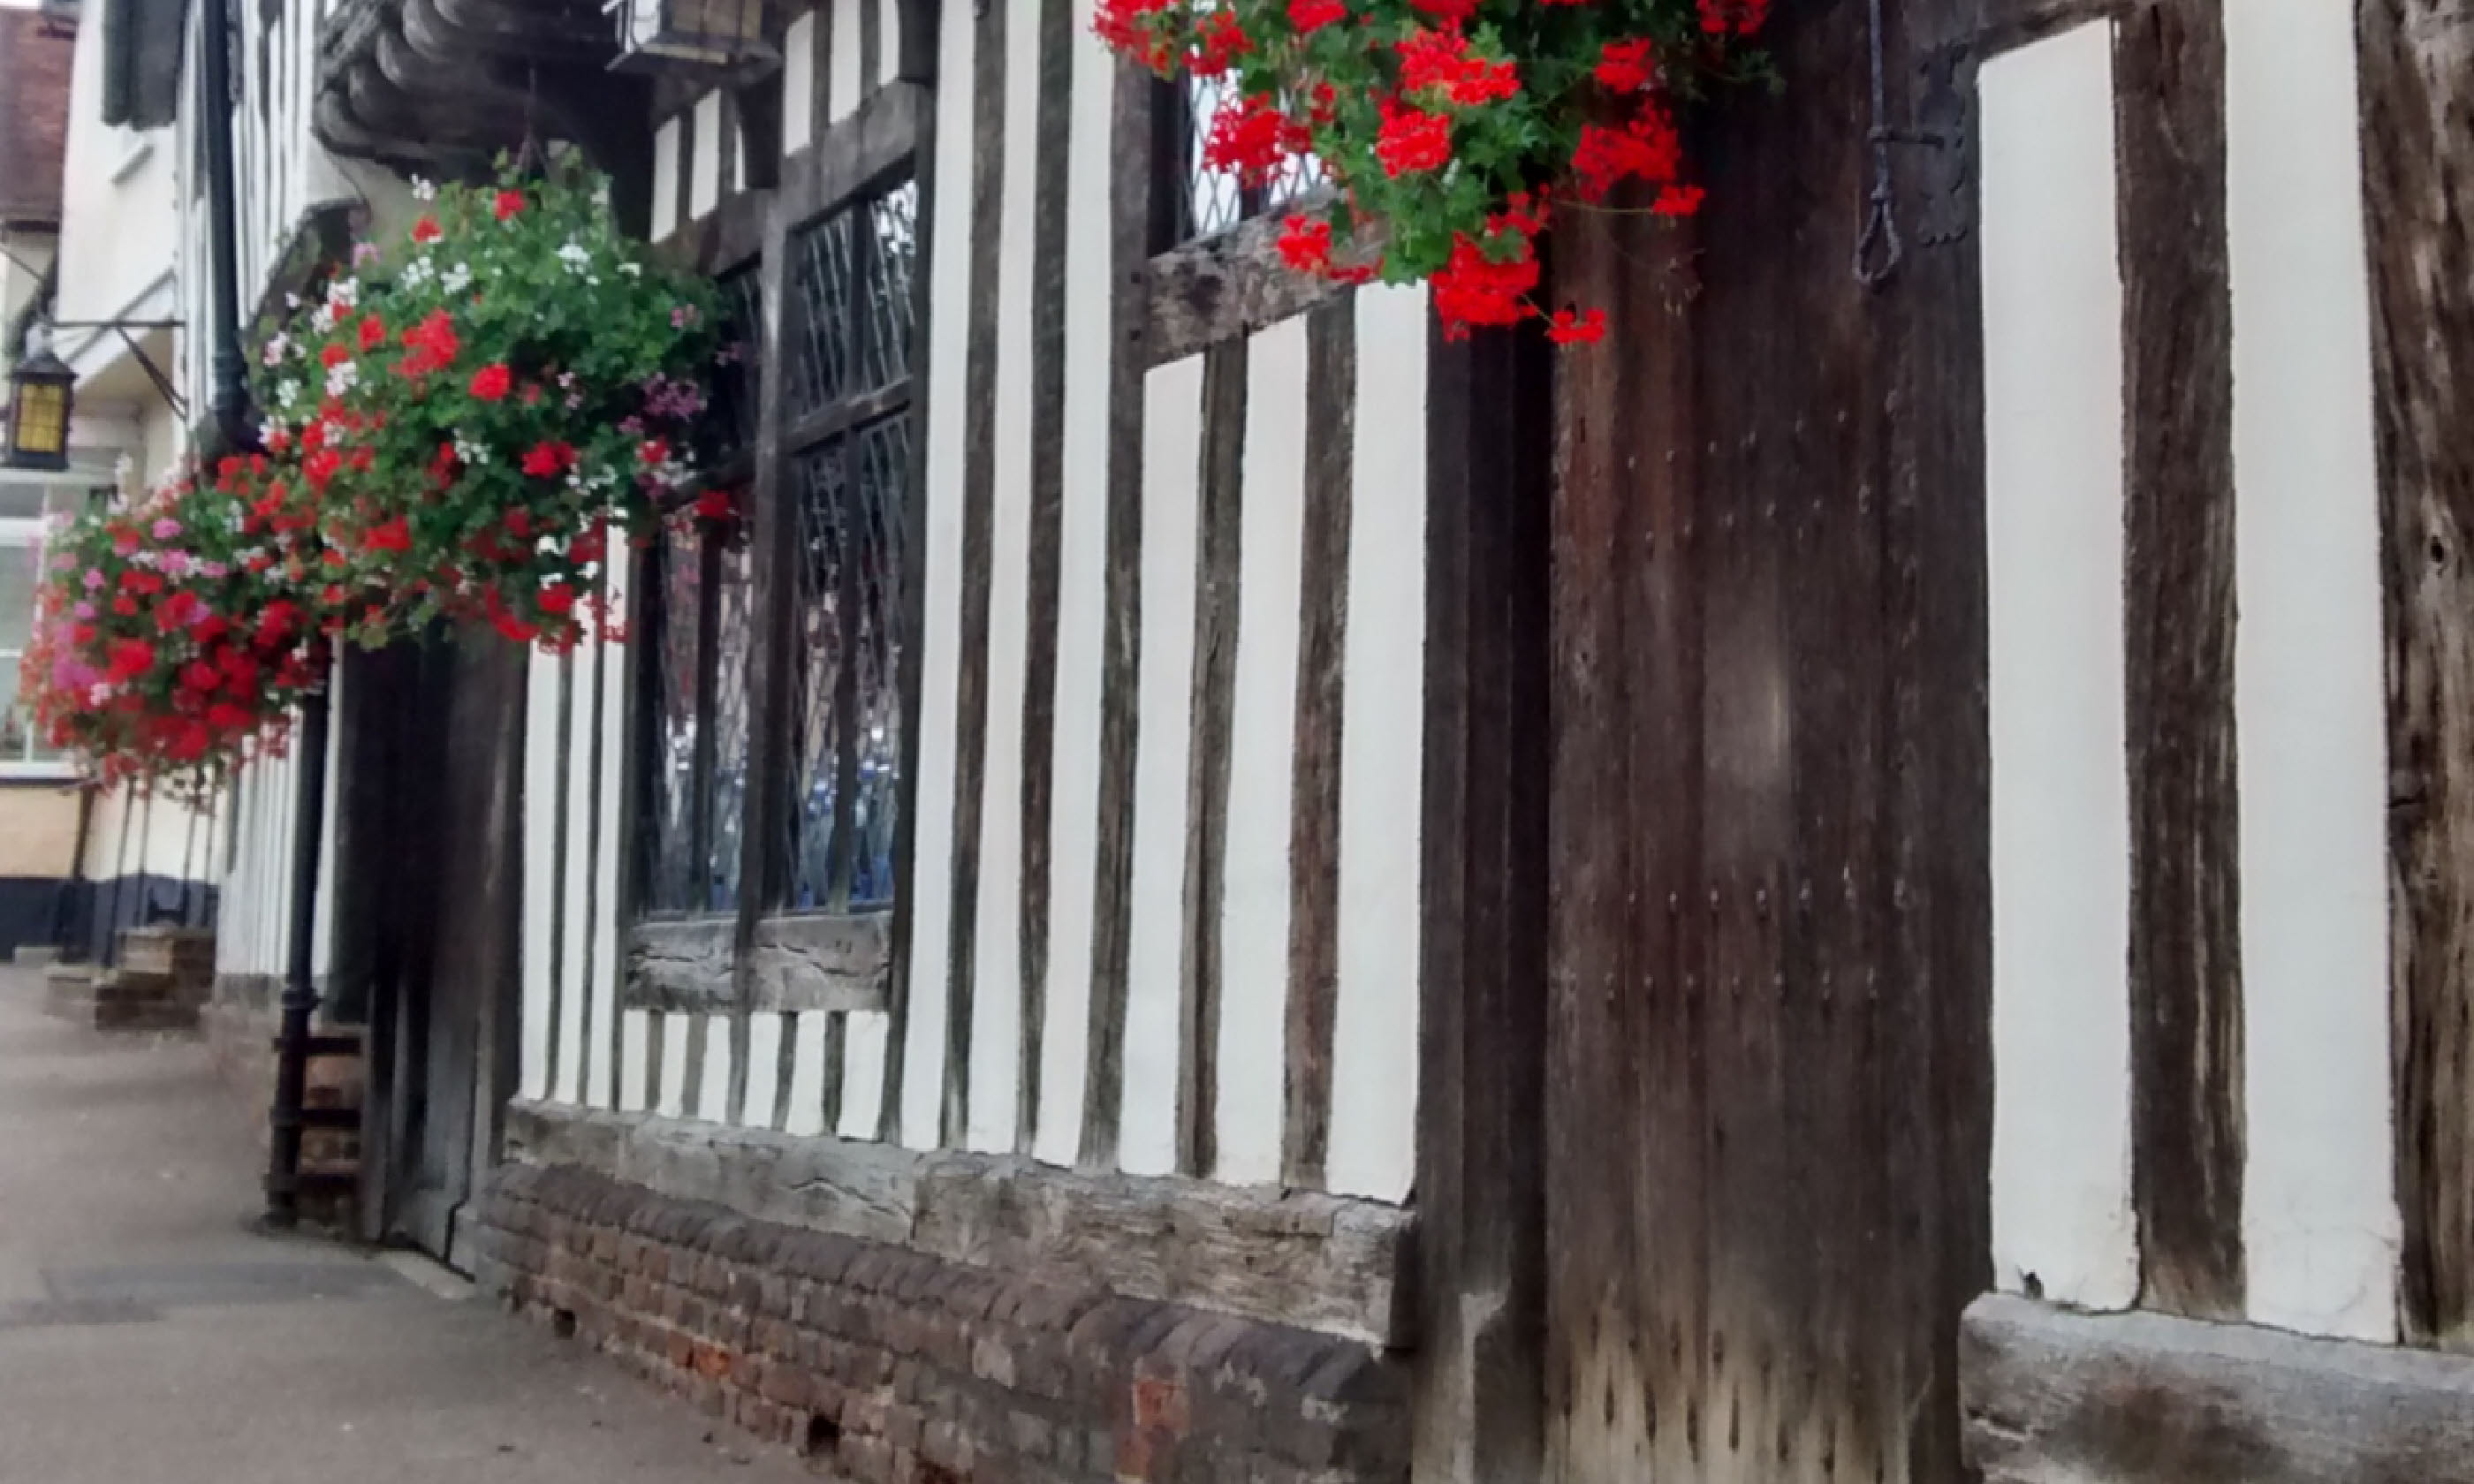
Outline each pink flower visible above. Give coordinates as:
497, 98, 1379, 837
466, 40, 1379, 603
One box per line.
80, 569, 103, 591
72, 602, 94, 620
150, 518, 181, 540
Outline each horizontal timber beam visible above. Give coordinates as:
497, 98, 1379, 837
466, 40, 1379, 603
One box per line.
1962, 1292, 2474, 1484
503, 1100, 1415, 1347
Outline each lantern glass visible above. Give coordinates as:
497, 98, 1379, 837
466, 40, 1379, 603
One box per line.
6, 357, 72, 473
607, 0, 774, 71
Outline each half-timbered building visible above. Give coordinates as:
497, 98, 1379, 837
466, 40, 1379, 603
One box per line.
184, 0, 2474, 1480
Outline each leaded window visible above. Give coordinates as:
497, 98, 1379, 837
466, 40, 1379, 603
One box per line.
630, 171, 917, 988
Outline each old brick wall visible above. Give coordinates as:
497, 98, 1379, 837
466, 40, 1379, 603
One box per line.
469, 1163, 1411, 1484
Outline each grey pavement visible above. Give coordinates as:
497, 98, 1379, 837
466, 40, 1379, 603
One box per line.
0, 965, 819, 1483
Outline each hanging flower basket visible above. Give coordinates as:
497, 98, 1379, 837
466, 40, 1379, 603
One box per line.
22, 456, 334, 796
254, 156, 720, 651
1097, 0, 1772, 341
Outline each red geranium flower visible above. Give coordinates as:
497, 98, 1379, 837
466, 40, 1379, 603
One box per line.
495, 189, 526, 221
469, 364, 512, 401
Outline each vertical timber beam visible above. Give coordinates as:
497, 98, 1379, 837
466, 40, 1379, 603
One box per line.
2365, 0, 2474, 1347
2117, 0, 2245, 1320
1412, 319, 1552, 1482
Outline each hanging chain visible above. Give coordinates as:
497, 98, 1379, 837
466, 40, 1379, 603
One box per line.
513, 63, 550, 178
1853, 0, 1903, 286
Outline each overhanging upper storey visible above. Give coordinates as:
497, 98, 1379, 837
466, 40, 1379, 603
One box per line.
315, 0, 660, 186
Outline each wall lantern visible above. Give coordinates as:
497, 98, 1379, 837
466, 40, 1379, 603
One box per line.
604, 0, 777, 74
6, 324, 75, 473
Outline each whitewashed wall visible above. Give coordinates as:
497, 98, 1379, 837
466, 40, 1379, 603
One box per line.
523, 0, 1431, 1207
1980, 13, 2398, 1342
209, 678, 341, 987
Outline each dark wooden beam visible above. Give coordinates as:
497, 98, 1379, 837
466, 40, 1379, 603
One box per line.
776, 79, 924, 228
2364, 0, 2474, 1348
1015, 0, 1075, 1157
1413, 315, 1552, 1482
1280, 299, 1354, 1191
2116, 0, 2243, 1321
1078, 62, 1156, 1171
1142, 203, 1353, 371
1175, 337, 1246, 1178
937, 0, 1008, 1149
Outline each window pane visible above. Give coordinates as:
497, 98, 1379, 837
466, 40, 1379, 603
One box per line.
785, 416, 907, 911
0, 541, 39, 655
850, 415, 909, 907
787, 443, 846, 909
862, 182, 918, 390
712, 268, 765, 456
705, 521, 755, 913
641, 521, 705, 913
785, 209, 857, 420
1179, 73, 1324, 246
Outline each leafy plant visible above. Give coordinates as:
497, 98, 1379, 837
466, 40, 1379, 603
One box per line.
253, 155, 720, 649
22, 455, 332, 795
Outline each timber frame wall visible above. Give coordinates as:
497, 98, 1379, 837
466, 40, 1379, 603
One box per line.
498, 0, 1443, 1358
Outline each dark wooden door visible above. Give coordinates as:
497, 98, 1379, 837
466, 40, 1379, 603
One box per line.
1544, 0, 1992, 1478
369, 628, 526, 1270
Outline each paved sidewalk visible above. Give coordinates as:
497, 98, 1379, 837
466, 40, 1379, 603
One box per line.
0, 965, 816, 1484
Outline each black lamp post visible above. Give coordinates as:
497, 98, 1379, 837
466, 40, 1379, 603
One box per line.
7, 327, 75, 472
605, 0, 777, 73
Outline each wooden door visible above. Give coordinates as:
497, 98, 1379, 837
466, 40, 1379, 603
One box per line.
1544, 0, 1992, 1478
374, 629, 526, 1269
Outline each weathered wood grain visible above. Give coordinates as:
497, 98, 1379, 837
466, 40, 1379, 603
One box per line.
937, 0, 1007, 1149
663, 179, 767, 276
2116, 0, 2243, 1321
1412, 317, 1552, 1483
503, 1098, 1416, 1347
777, 81, 924, 229
1539, 1, 1993, 1478
624, 919, 738, 1013
1079, 62, 1155, 1171
1886, 16, 1994, 1484
2364, 0, 2474, 1348
746, 912, 893, 1012
1142, 205, 1354, 370
1014, 0, 1074, 1157
821, 1010, 848, 1132
1281, 299, 1353, 1191
1962, 1292, 2474, 1484
1176, 338, 1246, 1179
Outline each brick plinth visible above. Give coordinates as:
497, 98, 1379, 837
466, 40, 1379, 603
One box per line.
469, 1162, 1410, 1484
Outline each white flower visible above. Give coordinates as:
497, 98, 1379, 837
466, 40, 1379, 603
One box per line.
558, 242, 591, 272
277, 378, 303, 406
261, 334, 291, 367
399, 257, 435, 289
441, 261, 472, 293
326, 276, 360, 311
310, 304, 337, 334
413, 178, 437, 201
87, 683, 112, 708
324, 361, 360, 398
452, 435, 490, 466
618, 262, 642, 278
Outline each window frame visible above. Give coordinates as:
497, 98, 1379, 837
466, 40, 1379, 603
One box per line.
623, 80, 928, 1023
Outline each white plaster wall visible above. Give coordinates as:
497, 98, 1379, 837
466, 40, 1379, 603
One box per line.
1977, 21, 2139, 1313
1119, 354, 1207, 1179
1215, 315, 1309, 1186
54, 13, 178, 371
2227, 0, 2398, 1344
1322, 283, 1428, 1205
